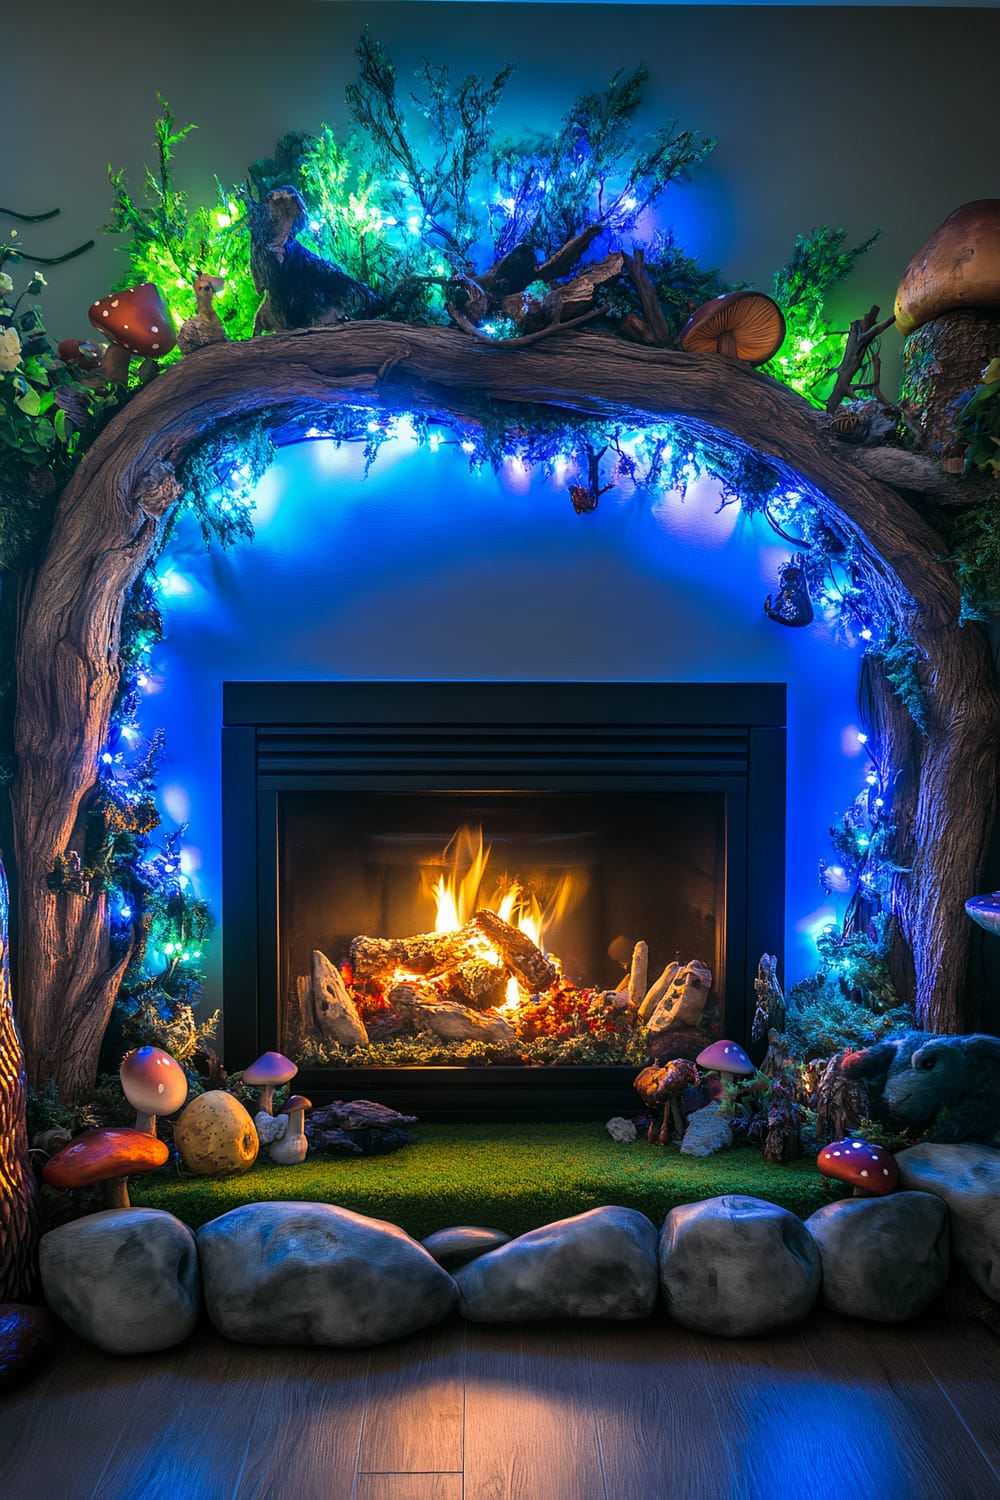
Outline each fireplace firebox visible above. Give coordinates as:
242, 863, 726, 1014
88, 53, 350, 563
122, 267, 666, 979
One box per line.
222, 682, 785, 1118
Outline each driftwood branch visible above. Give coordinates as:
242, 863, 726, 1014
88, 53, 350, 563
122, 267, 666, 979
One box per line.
12, 322, 1000, 1093
622, 250, 673, 345
825, 305, 897, 412
446, 300, 606, 346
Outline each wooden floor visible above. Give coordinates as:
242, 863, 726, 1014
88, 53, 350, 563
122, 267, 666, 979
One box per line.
1, 1311, 997, 1500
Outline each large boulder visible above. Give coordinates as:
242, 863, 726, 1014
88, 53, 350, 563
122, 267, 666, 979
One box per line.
197, 1201, 457, 1346
39, 1208, 200, 1354
896, 1142, 1000, 1302
806, 1191, 949, 1321
454, 1206, 658, 1322
660, 1194, 820, 1337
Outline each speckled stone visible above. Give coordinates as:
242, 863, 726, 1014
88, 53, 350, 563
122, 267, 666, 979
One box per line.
897, 1143, 1000, 1302
660, 1194, 820, 1337
421, 1225, 512, 1269
454, 1206, 659, 1322
0, 1304, 58, 1391
197, 1201, 457, 1346
806, 1191, 949, 1321
39, 1208, 200, 1354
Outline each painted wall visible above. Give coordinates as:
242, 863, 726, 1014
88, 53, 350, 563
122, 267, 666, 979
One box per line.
142, 433, 866, 1028
6, 4, 999, 396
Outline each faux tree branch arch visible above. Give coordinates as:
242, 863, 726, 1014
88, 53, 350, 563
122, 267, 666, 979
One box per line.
13, 323, 1000, 1097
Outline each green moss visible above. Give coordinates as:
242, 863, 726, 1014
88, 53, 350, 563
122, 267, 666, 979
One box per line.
131, 1121, 844, 1237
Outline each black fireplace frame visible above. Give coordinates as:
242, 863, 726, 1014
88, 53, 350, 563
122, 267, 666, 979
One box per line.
222, 681, 785, 1118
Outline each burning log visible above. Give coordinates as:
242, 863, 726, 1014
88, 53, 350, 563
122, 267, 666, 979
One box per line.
349, 930, 463, 979
389, 986, 517, 1044
471, 909, 558, 992
441, 955, 508, 1009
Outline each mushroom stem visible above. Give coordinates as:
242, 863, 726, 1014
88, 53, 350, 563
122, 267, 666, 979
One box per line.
133, 1109, 156, 1136
101, 343, 131, 384
104, 1177, 130, 1210
718, 329, 738, 358
669, 1097, 686, 1139
257, 1083, 275, 1116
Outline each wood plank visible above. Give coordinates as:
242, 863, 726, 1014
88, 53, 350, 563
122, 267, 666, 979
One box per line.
797, 1311, 1000, 1500
357, 1477, 463, 1500
589, 1319, 737, 1500
464, 1321, 607, 1500
898, 1314, 1000, 1474
359, 1319, 465, 1475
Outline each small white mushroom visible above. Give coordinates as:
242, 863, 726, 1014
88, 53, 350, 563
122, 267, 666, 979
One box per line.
269, 1095, 311, 1165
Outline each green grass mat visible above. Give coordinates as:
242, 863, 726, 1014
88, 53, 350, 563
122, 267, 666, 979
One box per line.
132, 1123, 844, 1238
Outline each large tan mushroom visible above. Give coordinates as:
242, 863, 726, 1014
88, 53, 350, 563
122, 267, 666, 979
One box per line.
894, 199, 1000, 335
120, 1045, 188, 1135
680, 291, 785, 364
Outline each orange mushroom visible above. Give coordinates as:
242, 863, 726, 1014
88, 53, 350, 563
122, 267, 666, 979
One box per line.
42, 1127, 168, 1208
87, 283, 176, 383
895, 199, 1000, 335
680, 290, 786, 364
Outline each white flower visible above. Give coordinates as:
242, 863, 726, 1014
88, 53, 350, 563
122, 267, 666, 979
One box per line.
0, 326, 22, 372
0, 273, 13, 298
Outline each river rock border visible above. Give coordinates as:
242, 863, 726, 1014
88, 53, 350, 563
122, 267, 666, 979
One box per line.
36, 1144, 1000, 1353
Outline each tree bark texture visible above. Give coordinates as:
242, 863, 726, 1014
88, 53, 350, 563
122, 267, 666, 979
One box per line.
900, 310, 1000, 456
0, 859, 37, 1299
12, 324, 1000, 1092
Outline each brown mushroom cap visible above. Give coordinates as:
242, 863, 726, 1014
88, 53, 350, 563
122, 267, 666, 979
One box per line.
652, 1058, 700, 1101
816, 1137, 899, 1195
88, 284, 177, 359
895, 200, 1000, 335
283, 1094, 311, 1114
243, 1051, 298, 1087
680, 291, 786, 364
42, 1127, 169, 1189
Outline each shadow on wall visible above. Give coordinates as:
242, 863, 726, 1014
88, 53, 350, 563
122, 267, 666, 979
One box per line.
143, 433, 867, 1020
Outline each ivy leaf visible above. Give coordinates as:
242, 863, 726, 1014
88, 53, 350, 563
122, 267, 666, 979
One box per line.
14, 387, 42, 416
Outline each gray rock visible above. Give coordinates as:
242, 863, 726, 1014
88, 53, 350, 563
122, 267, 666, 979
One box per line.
39, 1208, 200, 1354
660, 1194, 820, 1337
806, 1191, 949, 1321
896, 1142, 1000, 1302
197, 1201, 457, 1346
455, 1206, 658, 1322
421, 1225, 512, 1269
680, 1102, 733, 1157
606, 1116, 637, 1144
310, 948, 368, 1046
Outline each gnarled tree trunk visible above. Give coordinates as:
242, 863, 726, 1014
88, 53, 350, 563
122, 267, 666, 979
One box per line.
0, 859, 37, 1299
12, 326, 1000, 1094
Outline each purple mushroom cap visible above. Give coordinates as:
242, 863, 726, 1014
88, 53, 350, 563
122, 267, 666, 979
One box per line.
695, 1039, 754, 1076
966, 892, 1000, 936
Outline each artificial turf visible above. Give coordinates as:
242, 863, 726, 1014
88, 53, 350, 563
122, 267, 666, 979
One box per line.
131, 1122, 846, 1238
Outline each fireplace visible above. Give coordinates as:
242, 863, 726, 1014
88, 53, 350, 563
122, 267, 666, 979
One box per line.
222, 682, 785, 1117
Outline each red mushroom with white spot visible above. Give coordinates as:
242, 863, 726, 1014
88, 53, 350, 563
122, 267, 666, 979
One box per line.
120, 1046, 189, 1135
816, 1137, 899, 1197
243, 1051, 298, 1116
42, 1127, 169, 1209
87, 283, 176, 383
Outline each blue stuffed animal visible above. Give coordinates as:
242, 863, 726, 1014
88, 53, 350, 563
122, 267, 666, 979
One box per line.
841, 1030, 1000, 1144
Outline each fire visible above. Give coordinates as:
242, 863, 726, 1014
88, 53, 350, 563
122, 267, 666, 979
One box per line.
423, 824, 582, 1009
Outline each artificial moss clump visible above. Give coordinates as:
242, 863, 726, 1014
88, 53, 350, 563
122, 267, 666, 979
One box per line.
132, 1122, 844, 1237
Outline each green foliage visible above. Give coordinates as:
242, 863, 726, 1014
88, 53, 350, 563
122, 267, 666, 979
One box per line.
868, 623, 930, 732
947, 368, 1000, 618
784, 931, 912, 1061
0, 264, 118, 569
957, 359, 1000, 479
347, 32, 514, 260
764, 226, 880, 406
849, 1118, 915, 1153
105, 96, 258, 347
492, 65, 714, 260
174, 418, 273, 549
298, 1029, 649, 1069
131, 1121, 845, 1236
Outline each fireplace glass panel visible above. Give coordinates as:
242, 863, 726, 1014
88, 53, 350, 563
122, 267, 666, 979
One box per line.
278, 788, 726, 1063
